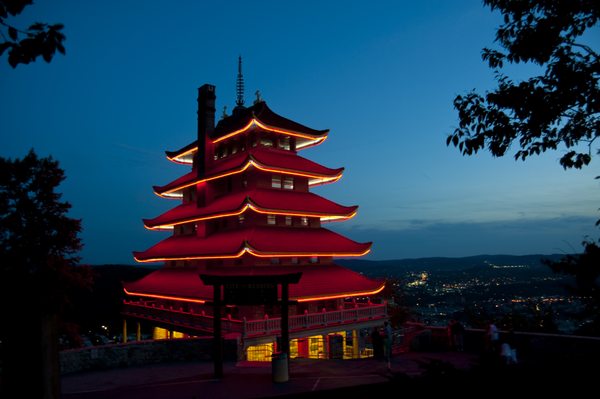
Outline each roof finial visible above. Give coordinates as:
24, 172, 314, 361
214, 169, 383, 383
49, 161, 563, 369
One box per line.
254, 90, 262, 105
221, 105, 228, 119
236, 55, 245, 107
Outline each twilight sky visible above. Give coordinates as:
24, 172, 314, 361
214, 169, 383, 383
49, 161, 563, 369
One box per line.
1, 0, 598, 264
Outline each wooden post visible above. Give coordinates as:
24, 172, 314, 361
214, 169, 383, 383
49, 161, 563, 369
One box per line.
122, 319, 127, 343
213, 283, 223, 378
352, 329, 359, 359
281, 282, 290, 358
136, 322, 141, 341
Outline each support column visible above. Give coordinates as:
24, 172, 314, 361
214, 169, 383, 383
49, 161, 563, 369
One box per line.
136, 322, 141, 341
213, 283, 223, 378
352, 330, 359, 359
281, 282, 290, 358
122, 319, 127, 343
322, 335, 328, 359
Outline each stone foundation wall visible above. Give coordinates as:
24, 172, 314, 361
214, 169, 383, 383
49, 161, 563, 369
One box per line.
60, 337, 238, 374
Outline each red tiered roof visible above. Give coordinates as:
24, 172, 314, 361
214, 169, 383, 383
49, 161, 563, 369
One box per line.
133, 227, 371, 262
154, 148, 344, 197
166, 102, 329, 164
144, 189, 358, 229
124, 264, 384, 303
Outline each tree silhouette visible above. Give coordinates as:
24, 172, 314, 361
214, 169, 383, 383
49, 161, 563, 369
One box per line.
447, 0, 599, 335
0, 0, 65, 68
447, 0, 599, 169
0, 150, 91, 398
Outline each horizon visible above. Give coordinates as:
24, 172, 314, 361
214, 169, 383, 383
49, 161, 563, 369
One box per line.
1, 0, 598, 264
88, 251, 568, 267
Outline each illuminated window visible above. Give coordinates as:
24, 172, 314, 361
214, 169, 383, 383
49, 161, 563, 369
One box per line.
301, 217, 308, 226
232, 144, 238, 154
267, 214, 276, 225
285, 216, 292, 226
260, 137, 273, 147
271, 175, 282, 189
238, 214, 245, 224
309, 256, 319, 264
279, 136, 291, 150
291, 257, 298, 265
283, 176, 294, 190
270, 257, 280, 265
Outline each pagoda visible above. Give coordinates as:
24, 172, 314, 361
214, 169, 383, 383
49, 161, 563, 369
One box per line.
123, 68, 386, 361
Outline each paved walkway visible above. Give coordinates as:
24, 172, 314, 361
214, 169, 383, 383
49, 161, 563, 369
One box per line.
61, 352, 477, 399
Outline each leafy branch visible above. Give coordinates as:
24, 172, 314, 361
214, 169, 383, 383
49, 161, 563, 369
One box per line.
0, 0, 66, 68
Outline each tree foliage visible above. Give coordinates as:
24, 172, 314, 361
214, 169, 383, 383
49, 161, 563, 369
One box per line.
544, 239, 600, 333
0, 150, 91, 398
0, 149, 90, 309
448, 0, 600, 335
447, 0, 599, 169
0, 0, 65, 68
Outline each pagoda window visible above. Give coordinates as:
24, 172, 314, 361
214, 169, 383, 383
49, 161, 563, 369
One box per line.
182, 223, 196, 235
267, 214, 276, 225
270, 257, 280, 265
284, 216, 292, 226
283, 176, 294, 190
271, 175, 282, 189
291, 257, 298, 265
260, 137, 273, 147
231, 143, 238, 155
238, 214, 245, 224
300, 216, 309, 226
309, 256, 319, 264
279, 136, 291, 150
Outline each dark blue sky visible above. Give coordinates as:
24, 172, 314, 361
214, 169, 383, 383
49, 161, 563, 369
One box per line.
1, 1, 598, 264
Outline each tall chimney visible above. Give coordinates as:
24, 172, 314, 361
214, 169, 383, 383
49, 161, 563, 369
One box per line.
197, 84, 216, 179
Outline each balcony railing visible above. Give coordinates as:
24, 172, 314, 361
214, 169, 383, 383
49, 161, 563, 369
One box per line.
123, 300, 387, 338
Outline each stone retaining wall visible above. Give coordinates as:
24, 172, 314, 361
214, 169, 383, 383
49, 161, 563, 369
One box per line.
60, 337, 238, 374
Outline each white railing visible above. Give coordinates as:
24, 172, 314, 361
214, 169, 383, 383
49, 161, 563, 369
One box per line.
123, 300, 387, 338
243, 303, 387, 337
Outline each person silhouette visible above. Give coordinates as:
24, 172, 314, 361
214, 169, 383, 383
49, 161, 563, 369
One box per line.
383, 321, 393, 370
371, 326, 383, 360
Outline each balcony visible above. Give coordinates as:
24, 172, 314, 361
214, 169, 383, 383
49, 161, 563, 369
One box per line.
122, 300, 387, 338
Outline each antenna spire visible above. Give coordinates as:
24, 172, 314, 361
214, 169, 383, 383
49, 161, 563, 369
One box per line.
236, 55, 245, 107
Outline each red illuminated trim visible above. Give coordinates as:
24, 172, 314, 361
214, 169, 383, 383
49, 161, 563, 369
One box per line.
166, 119, 328, 164
155, 157, 342, 198
245, 246, 371, 258
124, 288, 206, 304
213, 118, 327, 145
134, 244, 371, 263
167, 147, 196, 165
134, 247, 247, 263
295, 283, 386, 302
144, 202, 357, 230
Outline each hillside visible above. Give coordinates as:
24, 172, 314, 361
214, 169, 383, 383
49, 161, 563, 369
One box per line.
337, 254, 566, 277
